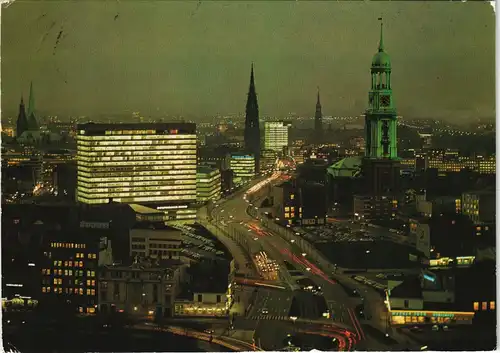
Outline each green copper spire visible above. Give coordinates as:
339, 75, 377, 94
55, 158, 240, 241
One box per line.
28, 81, 35, 117
378, 21, 384, 52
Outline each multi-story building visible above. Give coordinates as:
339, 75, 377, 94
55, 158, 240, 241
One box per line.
98, 260, 186, 317
261, 149, 278, 172
298, 182, 326, 226
76, 123, 197, 222
264, 121, 291, 153
40, 237, 100, 314
424, 150, 496, 175
196, 166, 221, 203
230, 154, 255, 184
353, 194, 399, 221
461, 190, 495, 224
130, 225, 183, 261
272, 181, 297, 225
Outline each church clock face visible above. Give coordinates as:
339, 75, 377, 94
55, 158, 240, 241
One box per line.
380, 95, 390, 107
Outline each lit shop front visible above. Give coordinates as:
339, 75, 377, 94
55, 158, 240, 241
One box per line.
173, 301, 229, 317
428, 256, 475, 268
389, 310, 474, 326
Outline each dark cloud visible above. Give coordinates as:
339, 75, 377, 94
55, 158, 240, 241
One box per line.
2, 1, 495, 122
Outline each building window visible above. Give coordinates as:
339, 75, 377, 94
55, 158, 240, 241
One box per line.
404, 300, 409, 309
290, 194, 295, 200
197, 294, 202, 302
482, 302, 488, 311
490, 301, 495, 310
473, 302, 479, 311
216, 295, 221, 303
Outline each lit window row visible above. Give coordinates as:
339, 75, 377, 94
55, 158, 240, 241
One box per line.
79, 159, 197, 168
51, 242, 86, 249
78, 146, 196, 156
78, 164, 197, 173
77, 189, 196, 198
86, 280, 96, 286
77, 139, 196, 144
474, 301, 495, 311
78, 179, 196, 188
78, 152, 196, 162
54, 260, 84, 267
77, 194, 196, 204
77, 169, 195, 178
78, 184, 196, 193
78, 133, 196, 140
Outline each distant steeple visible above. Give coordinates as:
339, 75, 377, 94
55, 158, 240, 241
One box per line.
314, 87, 323, 141
28, 81, 35, 117
27, 81, 39, 130
16, 96, 29, 138
244, 63, 261, 172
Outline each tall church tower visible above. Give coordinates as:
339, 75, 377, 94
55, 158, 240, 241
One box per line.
314, 87, 323, 141
244, 63, 261, 173
362, 20, 400, 197
27, 81, 39, 131
364, 22, 398, 159
16, 96, 29, 138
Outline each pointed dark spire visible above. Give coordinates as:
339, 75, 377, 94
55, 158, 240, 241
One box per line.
378, 19, 384, 52
244, 63, 261, 172
314, 87, 323, 141
17, 95, 29, 138
250, 62, 255, 87
28, 81, 35, 117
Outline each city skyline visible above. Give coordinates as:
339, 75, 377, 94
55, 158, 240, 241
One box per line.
3, 1, 495, 122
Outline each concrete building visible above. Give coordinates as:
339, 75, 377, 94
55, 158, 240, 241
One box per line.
98, 260, 186, 317
264, 121, 291, 153
196, 166, 221, 203
76, 123, 198, 222
129, 225, 183, 261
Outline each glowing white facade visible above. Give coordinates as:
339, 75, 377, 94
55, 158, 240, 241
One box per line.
76, 123, 197, 222
264, 121, 290, 152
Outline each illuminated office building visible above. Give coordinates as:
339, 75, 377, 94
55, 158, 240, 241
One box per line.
196, 166, 221, 203
264, 121, 290, 152
230, 154, 255, 184
76, 123, 197, 222
41, 239, 99, 314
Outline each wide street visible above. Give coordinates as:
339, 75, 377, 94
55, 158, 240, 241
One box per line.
209, 173, 364, 349
208, 171, 420, 350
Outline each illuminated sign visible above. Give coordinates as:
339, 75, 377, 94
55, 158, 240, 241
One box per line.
423, 274, 436, 282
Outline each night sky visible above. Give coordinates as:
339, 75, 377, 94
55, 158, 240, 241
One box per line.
2, 1, 495, 122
